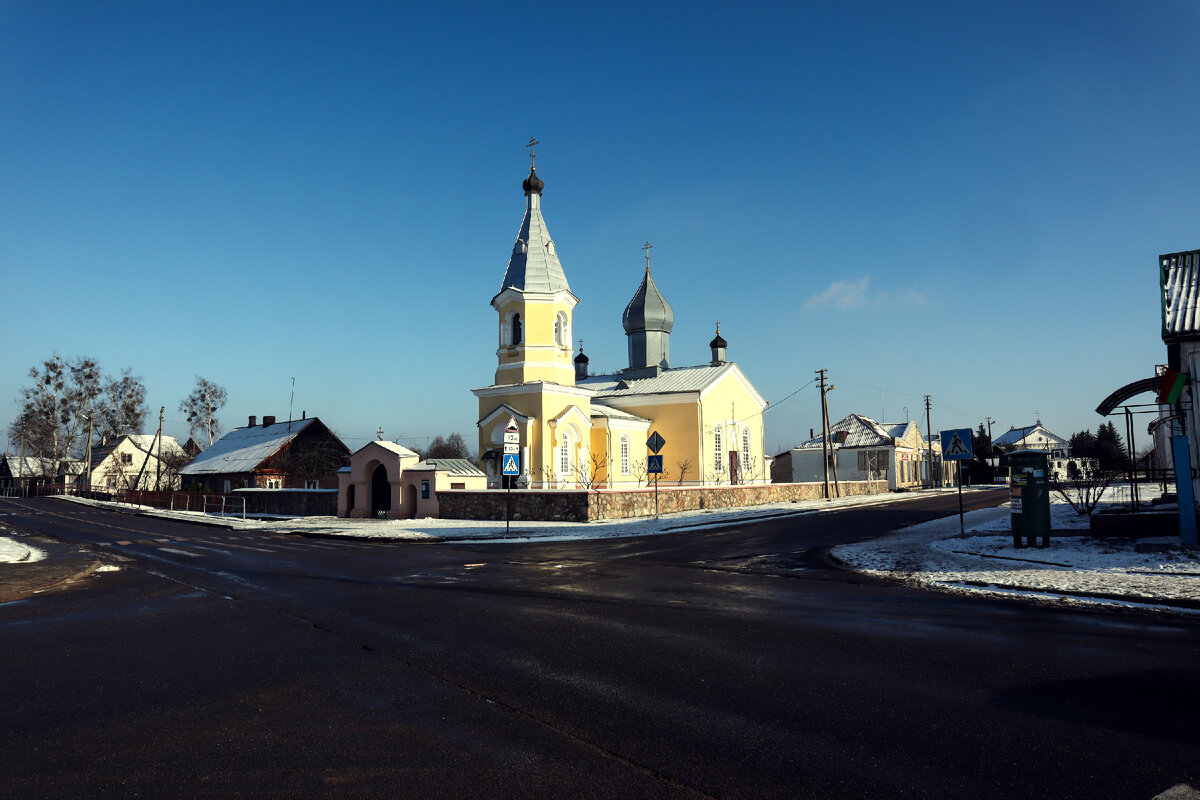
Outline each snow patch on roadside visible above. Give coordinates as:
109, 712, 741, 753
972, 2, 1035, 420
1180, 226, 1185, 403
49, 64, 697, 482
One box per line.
0, 536, 47, 564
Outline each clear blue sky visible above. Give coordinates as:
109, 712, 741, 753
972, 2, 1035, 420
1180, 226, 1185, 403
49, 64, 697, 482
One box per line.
2, 0, 1197, 455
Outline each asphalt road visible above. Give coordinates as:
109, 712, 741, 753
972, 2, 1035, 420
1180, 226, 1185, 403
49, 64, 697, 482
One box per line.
0, 492, 1197, 799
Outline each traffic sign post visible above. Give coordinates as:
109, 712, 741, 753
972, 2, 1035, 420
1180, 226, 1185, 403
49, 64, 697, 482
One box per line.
940, 429, 974, 535
646, 432, 666, 519
502, 417, 520, 535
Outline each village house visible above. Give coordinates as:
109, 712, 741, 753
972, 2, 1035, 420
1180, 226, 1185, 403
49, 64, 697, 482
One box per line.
178, 414, 350, 493
81, 433, 187, 491
785, 413, 949, 491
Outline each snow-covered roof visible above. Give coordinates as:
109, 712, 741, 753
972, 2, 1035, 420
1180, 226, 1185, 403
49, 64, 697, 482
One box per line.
351, 440, 420, 460
92, 434, 185, 466
1161, 249, 1200, 338
408, 458, 485, 476
1, 455, 77, 477
794, 414, 894, 450
993, 424, 1065, 448
179, 418, 317, 475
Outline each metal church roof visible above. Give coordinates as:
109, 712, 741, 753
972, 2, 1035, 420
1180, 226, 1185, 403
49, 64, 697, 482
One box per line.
623, 268, 674, 333
580, 362, 738, 397
496, 168, 571, 297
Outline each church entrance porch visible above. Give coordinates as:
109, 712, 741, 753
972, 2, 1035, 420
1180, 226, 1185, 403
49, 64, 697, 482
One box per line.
370, 463, 391, 518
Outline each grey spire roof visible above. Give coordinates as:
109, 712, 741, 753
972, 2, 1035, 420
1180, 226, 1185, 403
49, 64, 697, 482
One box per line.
622, 268, 674, 333
497, 168, 571, 296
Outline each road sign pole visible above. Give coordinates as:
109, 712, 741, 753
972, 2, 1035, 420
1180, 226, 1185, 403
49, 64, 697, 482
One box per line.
506, 478, 511, 537
655, 472, 659, 519
957, 460, 964, 535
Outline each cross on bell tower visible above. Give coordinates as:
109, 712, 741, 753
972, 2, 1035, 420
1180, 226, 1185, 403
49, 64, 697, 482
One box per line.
642, 241, 653, 270
526, 137, 539, 170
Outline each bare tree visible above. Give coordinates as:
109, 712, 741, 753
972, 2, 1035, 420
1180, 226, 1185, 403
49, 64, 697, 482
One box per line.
575, 450, 607, 489
269, 427, 351, 488
741, 457, 765, 484
631, 457, 649, 488
14, 355, 105, 473
96, 368, 148, 444
180, 377, 227, 446
1050, 468, 1122, 517
419, 432, 475, 461
675, 458, 692, 486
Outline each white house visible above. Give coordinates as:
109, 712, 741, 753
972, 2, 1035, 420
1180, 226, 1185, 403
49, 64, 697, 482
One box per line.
991, 423, 1068, 457
83, 434, 186, 491
788, 414, 945, 491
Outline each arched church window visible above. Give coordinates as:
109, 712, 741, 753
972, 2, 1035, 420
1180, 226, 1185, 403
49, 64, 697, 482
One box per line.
511, 313, 522, 345
554, 312, 569, 347
741, 428, 751, 475
560, 432, 571, 476
714, 425, 724, 472
620, 436, 630, 474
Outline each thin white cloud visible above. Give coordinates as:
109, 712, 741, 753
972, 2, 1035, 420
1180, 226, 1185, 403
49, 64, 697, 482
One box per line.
803, 277, 930, 311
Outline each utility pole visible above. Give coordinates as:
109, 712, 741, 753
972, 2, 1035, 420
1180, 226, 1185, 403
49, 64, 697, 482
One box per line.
985, 416, 994, 442
924, 395, 934, 489
817, 369, 829, 499
154, 406, 164, 491
84, 414, 94, 497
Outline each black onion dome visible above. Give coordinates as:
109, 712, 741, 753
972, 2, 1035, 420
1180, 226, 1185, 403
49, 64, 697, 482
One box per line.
574, 350, 589, 364
522, 168, 544, 194
709, 331, 728, 349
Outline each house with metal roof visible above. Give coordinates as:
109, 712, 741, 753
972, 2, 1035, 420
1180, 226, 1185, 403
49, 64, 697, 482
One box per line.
472, 153, 768, 488
991, 422, 1067, 457
178, 414, 349, 492
786, 413, 945, 491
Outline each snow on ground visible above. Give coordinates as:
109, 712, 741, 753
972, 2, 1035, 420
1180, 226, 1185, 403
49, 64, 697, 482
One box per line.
832, 485, 1200, 614
0, 536, 47, 564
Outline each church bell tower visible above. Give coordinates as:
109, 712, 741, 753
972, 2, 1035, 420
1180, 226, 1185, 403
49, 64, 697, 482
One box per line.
491, 139, 580, 387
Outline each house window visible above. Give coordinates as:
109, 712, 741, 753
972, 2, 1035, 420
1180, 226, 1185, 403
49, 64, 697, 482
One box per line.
511, 313, 522, 345
121, 453, 133, 465
451, 482, 465, 490
421, 480, 430, 499
620, 436, 630, 474
304, 479, 318, 489
714, 426, 724, 471
560, 432, 571, 476
741, 428, 751, 473
266, 478, 282, 489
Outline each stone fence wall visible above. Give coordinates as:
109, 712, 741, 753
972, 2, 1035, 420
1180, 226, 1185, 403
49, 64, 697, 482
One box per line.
232, 488, 339, 517
437, 480, 888, 523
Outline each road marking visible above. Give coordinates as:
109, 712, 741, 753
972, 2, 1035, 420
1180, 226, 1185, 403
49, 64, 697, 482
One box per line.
157, 547, 202, 558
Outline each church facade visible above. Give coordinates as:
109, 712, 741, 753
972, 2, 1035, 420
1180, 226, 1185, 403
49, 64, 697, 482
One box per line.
472, 159, 768, 489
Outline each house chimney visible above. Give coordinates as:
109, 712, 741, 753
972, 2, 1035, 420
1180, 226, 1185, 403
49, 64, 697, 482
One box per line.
302, 410, 306, 420
249, 415, 257, 428
263, 415, 276, 427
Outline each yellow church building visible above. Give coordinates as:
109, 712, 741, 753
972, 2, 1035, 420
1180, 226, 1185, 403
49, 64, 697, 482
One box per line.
473, 157, 768, 489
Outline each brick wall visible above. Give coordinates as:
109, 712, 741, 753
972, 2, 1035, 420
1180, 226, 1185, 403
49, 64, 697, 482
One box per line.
232, 488, 339, 516
438, 481, 888, 522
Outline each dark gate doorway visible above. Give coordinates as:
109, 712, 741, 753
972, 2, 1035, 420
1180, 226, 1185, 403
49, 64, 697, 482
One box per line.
370, 464, 391, 518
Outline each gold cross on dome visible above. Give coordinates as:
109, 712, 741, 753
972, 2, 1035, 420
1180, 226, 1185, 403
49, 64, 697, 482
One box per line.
526, 137, 539, 170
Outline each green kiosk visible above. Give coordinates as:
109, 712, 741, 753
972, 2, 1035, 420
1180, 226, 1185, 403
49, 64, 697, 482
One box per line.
1009, 450, 1051, 548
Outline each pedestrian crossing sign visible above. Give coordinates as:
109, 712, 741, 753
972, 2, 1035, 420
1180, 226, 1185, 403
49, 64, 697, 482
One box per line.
939, 428, 973, 461
502, 454, 520, 475
647, 455, 663, 474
